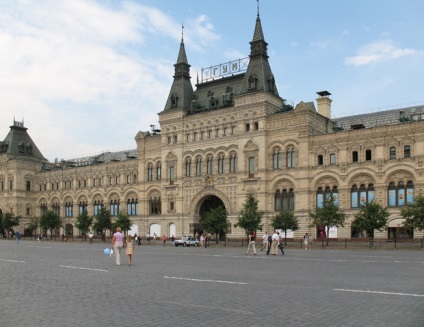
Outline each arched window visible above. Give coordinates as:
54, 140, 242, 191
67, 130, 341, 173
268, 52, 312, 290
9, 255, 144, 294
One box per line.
274, 188, 295, 211
149, 197, 161, 215
207, 156, 214, 175
218, 155, 225, 174
196, 158, 202, 176
52, 202, 60, 216
94, 200, 103, 216
316, 186, 339, 208
127, 199, 138, 216
351, 183, 375, 208
185, 159, 192, 177
287, 147, 296, 168
79, 201, 87, 214
388, 180, 414, 207
65, 202, 73, 217
156, 163, 161, 180
273, 149, 282, 169
147, 163, 153, 181
230, 153, 238, 173
110, 200, 120, 216
40, 203, 47, 216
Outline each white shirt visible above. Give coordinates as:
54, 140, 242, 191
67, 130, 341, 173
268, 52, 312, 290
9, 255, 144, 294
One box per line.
272, 233, 279, 241
262, 233, 268, 243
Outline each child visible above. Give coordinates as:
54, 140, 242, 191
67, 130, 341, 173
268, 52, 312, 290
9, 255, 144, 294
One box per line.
126, 235, 135, 266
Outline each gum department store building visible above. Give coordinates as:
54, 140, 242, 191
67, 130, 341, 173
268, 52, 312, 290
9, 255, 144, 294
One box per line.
1, 13, 423, 241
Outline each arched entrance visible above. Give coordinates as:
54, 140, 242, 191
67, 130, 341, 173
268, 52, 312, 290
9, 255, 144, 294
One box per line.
193, 195, 226, 240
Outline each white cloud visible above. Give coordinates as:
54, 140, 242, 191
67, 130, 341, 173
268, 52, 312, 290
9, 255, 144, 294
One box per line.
0, 0, 221, 161
345, 40, 418, 66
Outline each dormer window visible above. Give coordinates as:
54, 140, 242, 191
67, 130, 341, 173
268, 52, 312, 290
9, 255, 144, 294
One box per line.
248, 75, 257, 90
19, 142, 25, 153
170, 94, 178, 107
209, 97, 219, 108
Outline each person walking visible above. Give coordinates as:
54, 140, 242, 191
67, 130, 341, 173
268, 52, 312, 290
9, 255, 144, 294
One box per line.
162, 234, 166, 246
15, 230, 20, 244
112, 227, 124, 266
278, 232, 285, 255
271, 231, 279, 255
266, 233, 272, 255
261, 232, 268, 252
246, 232, 257, 255
146, 232, 150, 243
138, 234, 142, 246
304, 233, 311, 250
200, 234, 205, 248
126, 235, 135, 266
88, 231, 94, 244
171, 235, 175, 246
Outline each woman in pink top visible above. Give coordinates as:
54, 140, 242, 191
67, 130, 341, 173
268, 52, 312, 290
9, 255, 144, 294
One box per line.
112, 227, 124, 265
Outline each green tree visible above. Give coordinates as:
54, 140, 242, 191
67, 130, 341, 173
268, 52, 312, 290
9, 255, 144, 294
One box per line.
74, 210, 93, 235
27, 218, 39, 236
93, 207, 112, 236
352, 201, 390, 241
199, 206, 229, 243
1, 212, 21, 238
401, 194, 424, 231
309, 197, 347, 246
234, 191, 263, 237
39, 210, 62, 239
112, 211, 132, 235
271, 210, 299, 245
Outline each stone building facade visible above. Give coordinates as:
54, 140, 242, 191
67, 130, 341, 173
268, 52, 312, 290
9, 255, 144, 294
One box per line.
1, 13, 423, 240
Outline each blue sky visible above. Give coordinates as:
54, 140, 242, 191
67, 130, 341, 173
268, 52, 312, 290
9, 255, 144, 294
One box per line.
1, 0, 423, 161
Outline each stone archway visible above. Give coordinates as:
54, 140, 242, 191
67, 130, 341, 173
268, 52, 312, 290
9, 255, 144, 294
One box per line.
199, 195, 225, 219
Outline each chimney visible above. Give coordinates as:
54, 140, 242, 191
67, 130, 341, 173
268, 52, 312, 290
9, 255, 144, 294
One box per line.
316, 91, 332, 119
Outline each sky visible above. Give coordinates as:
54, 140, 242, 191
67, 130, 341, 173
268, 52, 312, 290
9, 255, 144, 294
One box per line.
1, 0, 423, 162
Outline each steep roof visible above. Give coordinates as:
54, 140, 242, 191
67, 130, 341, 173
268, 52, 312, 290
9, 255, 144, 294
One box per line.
0, 121, 47, 161
333, 105, 424, 131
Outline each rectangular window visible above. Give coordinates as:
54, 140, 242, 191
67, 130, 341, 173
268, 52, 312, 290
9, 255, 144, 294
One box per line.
167, 136, 171, 144
317, 155, 323, 166
169, 201, 174, 211
330, 153, 336, 164
232, 126, 236, 135
26, 208, 31, 215
404, 145, 411, 158
169, 166, 174, 182
365, 149, 372, 161
186, 134, 191, 142
254, 122, 259, 130
245, 123, 250, 132
174, 135, 178, 143
208, 130, 213, 138
352, 151, 358, 162
390, 147, 396, 159
249, 157, 255, 178
26, 181, 31, 191
193, 132, 197, 141
10, 180, 13, 190
216, 129, 220, 137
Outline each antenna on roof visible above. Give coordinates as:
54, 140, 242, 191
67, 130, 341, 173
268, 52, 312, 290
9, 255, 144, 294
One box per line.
181, 23, 184, 42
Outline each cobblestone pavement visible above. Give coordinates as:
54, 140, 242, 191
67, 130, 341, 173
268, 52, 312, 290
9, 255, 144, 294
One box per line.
1, 240, 423, 327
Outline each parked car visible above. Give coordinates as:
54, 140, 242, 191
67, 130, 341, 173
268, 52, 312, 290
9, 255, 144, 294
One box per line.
174, 235, 199, 247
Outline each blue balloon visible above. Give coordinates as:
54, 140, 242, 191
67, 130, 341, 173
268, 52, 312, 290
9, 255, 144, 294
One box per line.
104, 248, 111, 255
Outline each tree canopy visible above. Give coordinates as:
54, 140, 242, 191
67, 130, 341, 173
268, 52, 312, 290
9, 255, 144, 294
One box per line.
0, 212, 21, 237
74, 210, 93, 234
271, 210, 299, 244
112, 211, 132, 234
352, 201, 390, 238
309, 197, 347, 245
401, 194, 424, 231
93, 207, 112, 235
235, 191, 263, 236
199, 206, 229, 243
39, 210, 62, 238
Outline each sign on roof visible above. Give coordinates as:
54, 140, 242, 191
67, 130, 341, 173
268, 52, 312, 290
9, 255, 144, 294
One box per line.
201, 57, 249, 83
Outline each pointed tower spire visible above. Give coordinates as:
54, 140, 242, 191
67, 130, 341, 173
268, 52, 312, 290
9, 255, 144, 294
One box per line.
164, 25, 194, 111
239, 9, 279, 97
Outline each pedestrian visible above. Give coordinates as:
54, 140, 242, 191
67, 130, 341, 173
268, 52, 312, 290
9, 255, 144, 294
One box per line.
15, 230, 20, 244
278, 232, 285, 255
112, 227, 124, 266
171, 235, 175, 246
134, 233, 138, 245
162, 234, 166, 246
153, 233, 157, 241
200, 234, 205, 247
126, 235, 135, 266
138, 234, 142, 246
246, 231, 257, 255
146, 232, 150, 243
304, 233, 310, 250
266, 233, 272, 255
261, 232, 268, 251
271, 231, 279, 255
89, 231, 94, 244
38, 232, 42, 242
